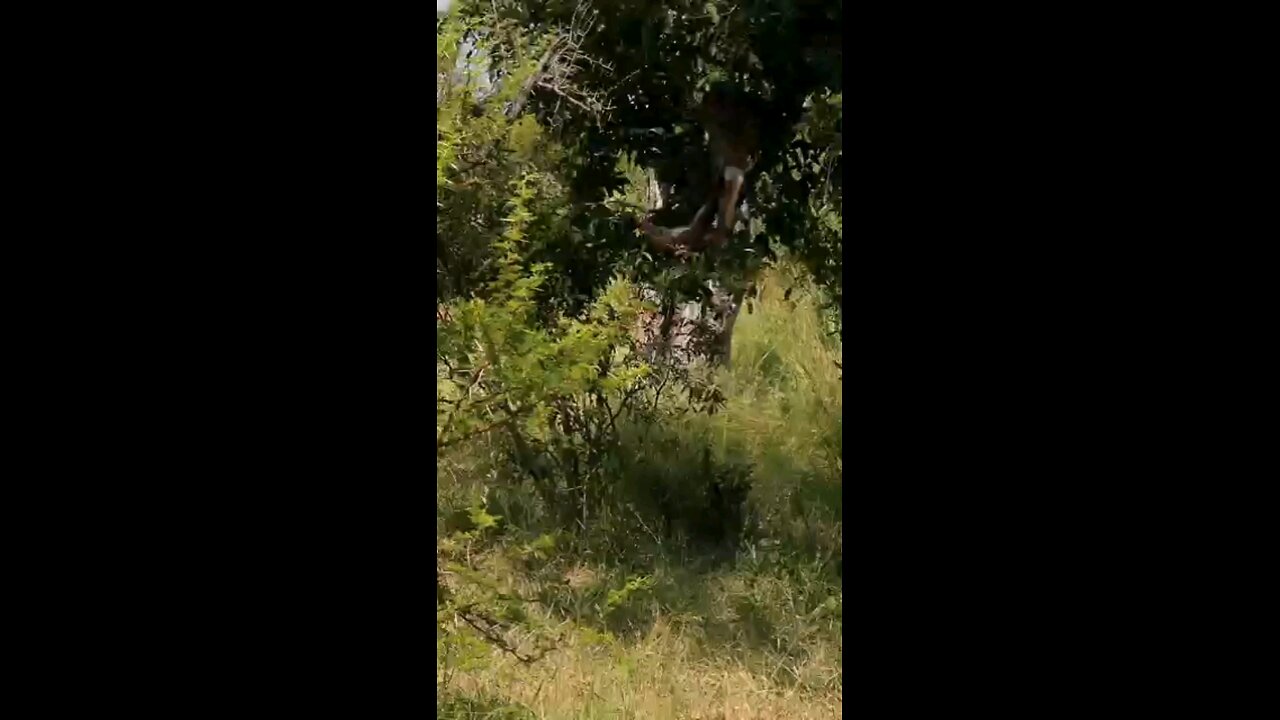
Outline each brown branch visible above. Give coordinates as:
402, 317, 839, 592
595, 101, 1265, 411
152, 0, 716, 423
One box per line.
456, 606, 552, 665
506, 3, 613, 121
436, 412, 511, 452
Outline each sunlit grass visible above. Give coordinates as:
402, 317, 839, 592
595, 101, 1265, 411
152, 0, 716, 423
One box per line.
708, 262, 843, 559
442, 616, 841, 719
438, 261, 842, 719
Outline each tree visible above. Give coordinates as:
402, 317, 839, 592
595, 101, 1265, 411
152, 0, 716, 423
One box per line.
444, 0, 842, 331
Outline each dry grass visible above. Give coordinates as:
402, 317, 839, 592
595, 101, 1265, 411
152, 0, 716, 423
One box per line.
442, 615, 841, 719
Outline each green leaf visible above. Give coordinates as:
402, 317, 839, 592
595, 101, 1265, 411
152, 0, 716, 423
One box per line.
468, 506, 502, 531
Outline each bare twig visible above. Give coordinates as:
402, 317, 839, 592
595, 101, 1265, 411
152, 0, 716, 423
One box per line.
506, 2, 614, 122
456, 605, 553, 665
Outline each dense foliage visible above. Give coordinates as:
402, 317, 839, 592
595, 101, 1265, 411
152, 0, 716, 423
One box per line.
438, 0, 842, 320
437, 3, 842, 716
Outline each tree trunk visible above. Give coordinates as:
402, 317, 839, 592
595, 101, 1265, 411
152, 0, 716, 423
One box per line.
634, 281, 741, 368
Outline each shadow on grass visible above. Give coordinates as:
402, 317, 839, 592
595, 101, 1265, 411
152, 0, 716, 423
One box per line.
438, 691, 535, 719
505, 419, 841, 671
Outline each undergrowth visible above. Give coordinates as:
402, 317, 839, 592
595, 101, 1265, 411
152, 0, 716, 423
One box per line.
438, 263, 842, 720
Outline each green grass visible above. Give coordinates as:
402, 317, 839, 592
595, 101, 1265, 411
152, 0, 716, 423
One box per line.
438, 262, 842, 719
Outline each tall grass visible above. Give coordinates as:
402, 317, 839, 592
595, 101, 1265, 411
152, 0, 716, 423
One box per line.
438, 261, 842, 719
715, 261, 842, 565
